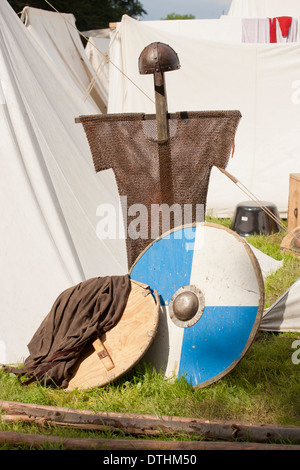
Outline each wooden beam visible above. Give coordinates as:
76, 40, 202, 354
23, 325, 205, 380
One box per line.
0, 431, 299, 451
1, 400, 300, 445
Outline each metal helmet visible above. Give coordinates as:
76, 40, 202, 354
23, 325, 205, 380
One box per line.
138, 42, 180, 75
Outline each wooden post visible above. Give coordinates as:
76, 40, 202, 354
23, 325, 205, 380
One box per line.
153, 69, 174, 213
154, 70, 169, 142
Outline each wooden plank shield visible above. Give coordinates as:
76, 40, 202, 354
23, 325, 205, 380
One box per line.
66, 280, 160, 391
280, 226, 300, 258
130, 222, 264, 388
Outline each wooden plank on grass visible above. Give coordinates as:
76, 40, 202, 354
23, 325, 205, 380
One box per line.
0, 431, 300, 450
1, 400, 300, 445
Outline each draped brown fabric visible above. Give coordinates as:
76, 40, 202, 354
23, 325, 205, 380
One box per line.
78, 111, 242, 269
7, 275, 131, 388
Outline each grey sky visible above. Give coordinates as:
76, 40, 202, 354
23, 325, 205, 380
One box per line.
140, 0, 233, 21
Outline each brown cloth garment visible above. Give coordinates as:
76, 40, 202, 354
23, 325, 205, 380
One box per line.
7, 275, 131, 388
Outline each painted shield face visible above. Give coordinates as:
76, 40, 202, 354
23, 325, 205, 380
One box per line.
130, 222, 264, 388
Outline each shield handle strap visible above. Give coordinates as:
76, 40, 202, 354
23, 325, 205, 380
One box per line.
92, 338, 115, 371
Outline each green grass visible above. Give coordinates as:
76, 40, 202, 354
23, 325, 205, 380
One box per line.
0, 333, 299, 446
247, 232, 300, 308
1, 219, 300, 448
206, 217, 300, 309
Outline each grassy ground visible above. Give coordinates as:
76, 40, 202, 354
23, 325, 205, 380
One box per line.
248, 232, 300, 308
207, 217, 300, 308
1, 220, 300, 449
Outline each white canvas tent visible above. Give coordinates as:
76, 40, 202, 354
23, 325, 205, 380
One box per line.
0, 1, 127, 364
20, 6, 108, 112
261, 279, 300, 332
85, 36, 110, 97
108, 14, 300, 218
228, 0, 300, 18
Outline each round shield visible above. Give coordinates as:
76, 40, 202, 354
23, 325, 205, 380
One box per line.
66, 280, 160, 391
130, 222, 264, 388
280, 226, 300, 258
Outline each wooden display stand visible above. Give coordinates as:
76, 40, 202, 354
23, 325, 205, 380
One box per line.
287, 173, 300, 232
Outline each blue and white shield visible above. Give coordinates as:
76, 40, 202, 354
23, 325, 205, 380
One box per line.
130, 222, 264, 388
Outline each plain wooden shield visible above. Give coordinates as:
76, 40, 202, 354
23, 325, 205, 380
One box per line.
66, 280, 160, 391
130, 222, 264, 388
280, 226, 300, 257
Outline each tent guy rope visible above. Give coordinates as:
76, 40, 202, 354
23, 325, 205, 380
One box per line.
44, 0, 155, 105
83, 34, 116, 102
217, 167, 288, 234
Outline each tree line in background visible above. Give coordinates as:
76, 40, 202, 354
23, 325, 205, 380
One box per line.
8, 1, 196, 31
7, 0, 147, 30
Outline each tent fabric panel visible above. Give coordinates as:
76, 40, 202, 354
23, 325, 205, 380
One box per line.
228, 0, 300, 21
108, 15, 300, 218
0, 1, 127, 363
20, 6, 108, 112
261, 279, 300, 332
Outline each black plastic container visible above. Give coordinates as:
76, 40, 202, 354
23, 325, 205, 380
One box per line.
231, 201, 281, 237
